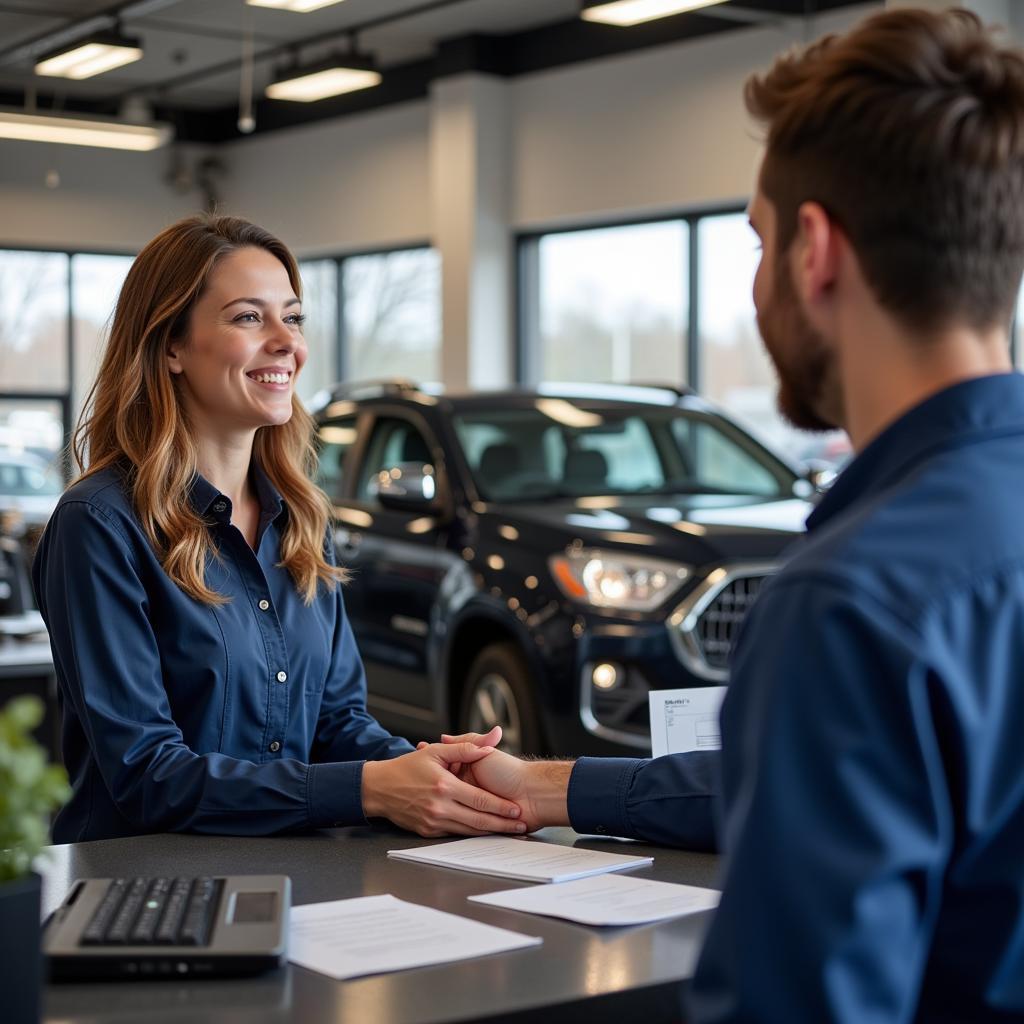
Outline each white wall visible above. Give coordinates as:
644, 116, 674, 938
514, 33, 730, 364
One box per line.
510, 5, 878, 230
222, 101, 432, 256
0, 139, 209, 251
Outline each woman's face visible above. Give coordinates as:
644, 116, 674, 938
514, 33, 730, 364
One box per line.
167, 246, 307, 439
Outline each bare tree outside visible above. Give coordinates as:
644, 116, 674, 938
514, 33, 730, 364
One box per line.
0, 251, 68, 394
537, 222, 688, 388
344, 250, 441, 383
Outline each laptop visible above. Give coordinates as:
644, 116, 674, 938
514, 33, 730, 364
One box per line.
44, 875, 290, 981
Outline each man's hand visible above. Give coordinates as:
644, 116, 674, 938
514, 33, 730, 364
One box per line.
361, 741, 527, 838
419, 732, 573, 832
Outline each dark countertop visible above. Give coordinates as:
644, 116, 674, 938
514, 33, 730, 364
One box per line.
39, 826, 720, 1024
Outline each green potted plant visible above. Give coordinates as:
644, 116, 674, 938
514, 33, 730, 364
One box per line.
0, 696, 70, 1024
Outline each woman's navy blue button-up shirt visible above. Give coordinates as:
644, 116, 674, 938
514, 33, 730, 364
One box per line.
33, 463, 412, 843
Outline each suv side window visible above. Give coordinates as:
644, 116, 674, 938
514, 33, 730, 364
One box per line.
316, 416, 359, 500
356, 416, 434, 503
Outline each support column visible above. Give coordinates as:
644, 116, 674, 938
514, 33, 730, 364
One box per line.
429, 73, 512, 390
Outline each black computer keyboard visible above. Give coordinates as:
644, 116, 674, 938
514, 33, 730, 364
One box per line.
81, 877, 223, 948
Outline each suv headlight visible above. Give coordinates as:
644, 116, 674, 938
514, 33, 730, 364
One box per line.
548, 548, 690, 612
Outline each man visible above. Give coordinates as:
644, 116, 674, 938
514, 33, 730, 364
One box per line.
443, 7, 1024, 1020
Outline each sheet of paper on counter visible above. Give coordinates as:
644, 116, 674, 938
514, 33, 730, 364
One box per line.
288, 894, 541, 980
387, 836, 653, 883
469, 873, 720, 926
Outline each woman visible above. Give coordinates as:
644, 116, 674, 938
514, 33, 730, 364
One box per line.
33, 214, 523, 844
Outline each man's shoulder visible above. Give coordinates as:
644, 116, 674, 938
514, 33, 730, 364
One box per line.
789, 442, 1024, 620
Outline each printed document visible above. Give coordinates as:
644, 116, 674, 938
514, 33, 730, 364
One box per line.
387, 836, 653, 882
288, 894, 541, 979
470, 873, 720, 926
649, 685, 727, 757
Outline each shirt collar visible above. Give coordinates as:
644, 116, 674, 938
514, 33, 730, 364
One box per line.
807, 372, 1024, 534
188, 461, 286, 525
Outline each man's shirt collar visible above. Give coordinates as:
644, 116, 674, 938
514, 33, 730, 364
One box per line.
807, 372, 1024, 533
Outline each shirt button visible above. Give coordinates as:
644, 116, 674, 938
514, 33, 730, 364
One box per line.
269, 741, 280, 753
212, 500, 227, 513
259, 599, 270, 611
276, 670, 287, 683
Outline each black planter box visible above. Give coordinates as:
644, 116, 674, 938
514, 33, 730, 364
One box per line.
0, 871, 42, 1024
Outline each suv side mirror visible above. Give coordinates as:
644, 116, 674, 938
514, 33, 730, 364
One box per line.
375, 462, 438, 512
802, 459, 837, 491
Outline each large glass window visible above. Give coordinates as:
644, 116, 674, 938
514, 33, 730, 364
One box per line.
298, 259, 338, 403
343, 249, 441, 383
531, 222, 687, 386
71, 254, 133, 421
0, 250, 69, 392
697, 213, 850, 468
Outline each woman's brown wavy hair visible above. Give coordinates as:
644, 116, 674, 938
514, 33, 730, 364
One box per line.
73, 213, 344, 605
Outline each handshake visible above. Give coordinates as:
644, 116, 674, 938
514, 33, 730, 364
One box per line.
361, 726, 573, 838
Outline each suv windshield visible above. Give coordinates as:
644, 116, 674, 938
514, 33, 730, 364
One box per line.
453, 403, 795, 501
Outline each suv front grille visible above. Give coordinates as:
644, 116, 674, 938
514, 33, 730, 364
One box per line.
668, 564, 777, 681
695, 573, 770, 671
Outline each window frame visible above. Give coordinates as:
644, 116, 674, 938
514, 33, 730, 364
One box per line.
0, 242, 134, 482
515, 207, 1024, 387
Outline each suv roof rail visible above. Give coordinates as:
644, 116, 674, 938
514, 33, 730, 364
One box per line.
328, 378, 422, 400
627, 382, 696, 397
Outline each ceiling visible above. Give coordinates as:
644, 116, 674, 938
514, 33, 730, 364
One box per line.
0, 0, 866, 142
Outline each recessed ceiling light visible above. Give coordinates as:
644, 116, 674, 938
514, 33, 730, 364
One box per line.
35, 30, 143, 80
0, 109, 172, 151
580, 0, 726, 27
266, 54, 382, 102
247, 0, 349, 12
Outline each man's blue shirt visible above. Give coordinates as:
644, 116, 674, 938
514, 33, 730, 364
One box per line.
686, 373, 1024, 1022
33, 463, 412, 843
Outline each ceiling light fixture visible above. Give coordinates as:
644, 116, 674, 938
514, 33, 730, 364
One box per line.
580, 0, 726, 27
0, 109, 173, 151
34, 30, 143, 80
246, 0, 350, 12
266, 52, 382, 102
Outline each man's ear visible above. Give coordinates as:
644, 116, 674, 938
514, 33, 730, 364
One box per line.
792, 201, 840, 307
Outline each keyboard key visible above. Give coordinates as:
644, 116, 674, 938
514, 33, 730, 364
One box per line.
154, 878, 194, 945
81, 879, 127, 945
129, 878, 172, 944
104, 878, 149, 944
177, 878, 220, 947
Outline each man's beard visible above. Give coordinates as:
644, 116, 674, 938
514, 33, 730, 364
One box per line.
757, 255, 843, 433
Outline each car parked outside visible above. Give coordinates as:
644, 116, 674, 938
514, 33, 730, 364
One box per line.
311, 380, 818, 757
0, 447, 63, 532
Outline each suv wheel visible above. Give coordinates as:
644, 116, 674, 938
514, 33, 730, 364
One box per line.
459, 643, 542, 756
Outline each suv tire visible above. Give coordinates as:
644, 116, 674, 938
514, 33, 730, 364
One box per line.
458, 642, 543, 756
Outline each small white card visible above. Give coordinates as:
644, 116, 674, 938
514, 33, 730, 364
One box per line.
469, 873, 720, 926
387, 836, 653, 883
649, 686, 727, 757
288, 894, 541, 980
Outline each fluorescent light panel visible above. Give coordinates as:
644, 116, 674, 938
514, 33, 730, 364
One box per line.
35, 37, 142, 80
0, 109, 172, 150
266, 66, 381, 102
581, 0, 726, 26
247, 0, 349, 11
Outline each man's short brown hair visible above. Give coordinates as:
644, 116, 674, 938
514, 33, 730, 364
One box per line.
745, 7, 1024, 331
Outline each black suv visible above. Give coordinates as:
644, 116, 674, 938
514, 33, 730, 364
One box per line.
311, 380, 815, 757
